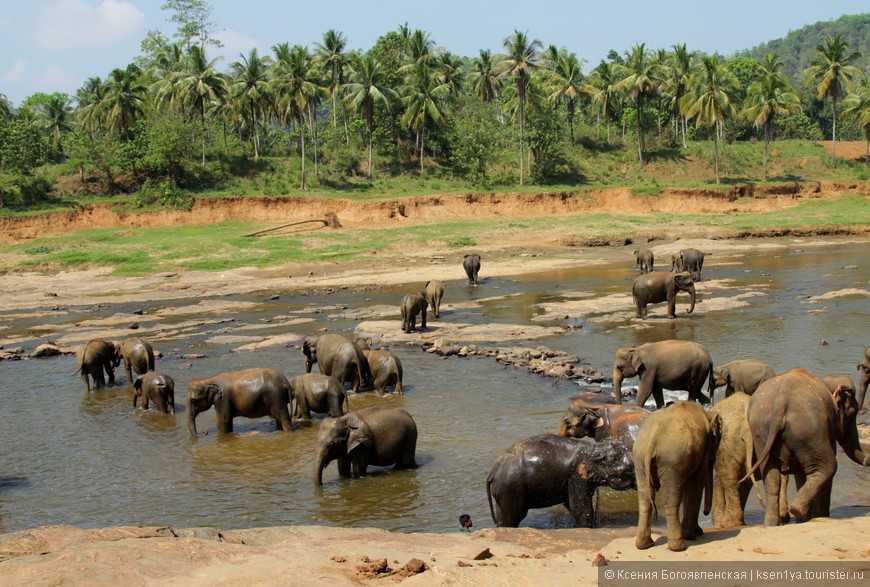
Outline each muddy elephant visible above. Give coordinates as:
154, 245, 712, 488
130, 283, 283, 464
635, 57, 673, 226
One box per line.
486, 435, 635, 528
303, 333, 373, 393
672, 248, 705, 281
133, 370, 176, 415
314, 407, 418, 486
612, 340, 714, 408
712, 359, 776, 403
186, 368, 293, 436
424, 280, 444, 319
558, 404, 650, 450
856, 346, 870, 409
400, 292, 428, 333
75, 338, 121, 392
633, 247, 654, 273
631, 271, 695, 319
463, 253, 481, 285
120, 336, 155, 384
288, 373, 348, 421
710, 392, 755, 527
820, 375, 856, 395
361, 348, 403, 395
634, 401, 722, 551
744, 368, 868, 526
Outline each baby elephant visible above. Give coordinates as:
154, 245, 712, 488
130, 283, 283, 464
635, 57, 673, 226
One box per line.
133, 371, 176, 415
400, 291, 428, 333
289, 373, 348, 421
362, 348, 403, 395
463, 253, 481, 285
425, 280, 444, 319
486, 435, 635, 528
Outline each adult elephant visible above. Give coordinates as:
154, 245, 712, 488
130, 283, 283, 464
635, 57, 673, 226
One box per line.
633, 247, 654, 273
612, 340, 714, 408
631, 271, 695, 319
856, 346, 870, 409
120, 336, 155, 384
303, 333, 373, 393
558, 404, 650, 450
712, 359, 776, 403
400, 292, 428, 334
133, 370, 176, 415
186, 368, 293, 436
672, 248, 705, 281
634, 401, 722, 552
425, 280, 444, 319
463, 253, 481, 286
75, 338, 121, 392
744, 368, 868, 526
314, 407, 418, 486
288, 373, 348, 421
361, 348, 403, 395
486, 435, 635, 528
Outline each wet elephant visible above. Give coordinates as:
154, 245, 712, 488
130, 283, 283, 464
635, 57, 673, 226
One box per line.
712, 359, 776, 403
633, 247, 654, 273
133, 370, 176, 415
558, 404, 650, 450
186, 368, 293, 436
303, 333, 373, 393
314, 407, 418, 486
400, 292, 428, 333
463, 253, 481, 285
710, 392, 755, 527
486, 435, 635, 528
672, 248, 705, 281
634, 401, 722, 551
75, 338, 121, 392
744, 368, 868, 526
120, 336, 155, 384
288, 373, 348, 421
856, 346, 870, 409
612, 340, 714, 408
631, 271, 695, 319
361, 348, 403, 395
424, 280, 444, 319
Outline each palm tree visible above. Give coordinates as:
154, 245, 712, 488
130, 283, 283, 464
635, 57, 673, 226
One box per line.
585, 60, 619, 142
664, 44, 695, 147
172, 44, 228, 168
543, 48, 585, 145
401, 63, 450, 172
342, 53, 398, 179
230, 48, 272, 160
680, 55, 739, 184
314, 29, 348, 141
615, 43, 662, 165
841, 79, 870, 164
803, 35, 862, 160
0, 93, 12, 121
741, 54, 800, 181
495, 30, 543, 185
470, 49, 500, 103
40, 94, 72, 159
102, 67, 147, 140
406, 29, 436, 67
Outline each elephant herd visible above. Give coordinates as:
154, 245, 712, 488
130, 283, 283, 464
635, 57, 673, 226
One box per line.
631, 246, 705, 319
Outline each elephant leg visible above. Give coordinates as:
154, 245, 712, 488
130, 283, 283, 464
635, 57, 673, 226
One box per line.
762, 465, 784, 526
664, 486, 687, 551
790, 462, 834, 523
398, 438, 417, 469
125, 364, 133, 385
494, 494, 526, 527
682, 468, 704, 540
337, 456, 351, 478
635, 478, 655, 549
394, 378, 403, 396
81, 371, 92, 393
810, 476, 833, 519
273, 405, 293, 431
373, 374, 387, 396
711, 469, 727, 527
651, 386, 665, 409
568, 483, 597, 528
778, 475, 790, 524
351, 451, 370, 478
420, 309, 427, 329
216, 410, 234, 434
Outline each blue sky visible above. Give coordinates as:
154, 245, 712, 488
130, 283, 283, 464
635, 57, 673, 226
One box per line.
0, 0, 864, 106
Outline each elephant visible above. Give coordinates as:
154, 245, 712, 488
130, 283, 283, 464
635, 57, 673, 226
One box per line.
633, 401, 722, 551
856, 346, 870, 409
820, 375, 856, 395
400, 292, 428, 334
612, 340, 714, 408
186, 368, 293, 436
75, 338, 121, 392
671, 248, 705, 281
712, 359, 776, 403
631, 270, 695, 319
120, 336, 155, 384
558, 404, 650, 450
710, 392, 755, 528
744, 368, 868, 526
303, 333, 373, 393
361, 348, 403, 395
424, 280, 444, 319
288, 373, 348, 421
463, 253, 481, 285
133, 370, 176, 415
314, 407, 418, 486
486, 435, 635, 528
633, 247, 654, 273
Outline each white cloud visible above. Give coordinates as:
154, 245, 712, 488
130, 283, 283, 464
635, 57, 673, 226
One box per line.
37, 0, 145, 49
1, 59, 29, 83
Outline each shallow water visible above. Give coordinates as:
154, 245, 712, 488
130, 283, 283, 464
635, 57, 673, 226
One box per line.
0, 241, 868, 533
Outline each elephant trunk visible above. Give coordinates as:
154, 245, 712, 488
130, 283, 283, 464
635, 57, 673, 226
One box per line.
687, 283, 696, 314
840, 423, 869, 466
314, 449, 329, 486
612, 369, 624, 404
186, 398, 199, 436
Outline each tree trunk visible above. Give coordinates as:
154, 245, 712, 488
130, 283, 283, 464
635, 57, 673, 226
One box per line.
714, 133, 720, 184
831, 96, 838, 160
519, 95, 525, 186
200, 108, 207, 170
636, 95, 644, 166
367, 121, 373, 179
420, 125, 425, 173
681, 116, 688, 149
300, 116, 306, 190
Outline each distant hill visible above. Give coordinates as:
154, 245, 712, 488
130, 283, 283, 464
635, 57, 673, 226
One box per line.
736, 13, 870, 82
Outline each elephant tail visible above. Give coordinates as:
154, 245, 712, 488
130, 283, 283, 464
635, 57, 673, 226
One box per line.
740, 414, 784, 485
744, 426, 764, 507
485, 473, 497, 525
644, 452, 658, 522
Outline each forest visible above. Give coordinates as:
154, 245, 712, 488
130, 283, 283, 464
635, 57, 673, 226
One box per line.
0, 2, 869, 212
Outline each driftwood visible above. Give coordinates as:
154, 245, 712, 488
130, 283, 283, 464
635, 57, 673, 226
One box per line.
243, 213, 341, 237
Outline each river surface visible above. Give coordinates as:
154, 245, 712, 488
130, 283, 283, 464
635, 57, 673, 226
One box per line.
0, 241, 868, 534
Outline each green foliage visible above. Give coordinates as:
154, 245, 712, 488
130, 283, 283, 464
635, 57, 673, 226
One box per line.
777, 113, 824, 140
447, 236, 476, 248
447, 98, 505, 186
0, 120, 48, 175
135, 179, 192, 210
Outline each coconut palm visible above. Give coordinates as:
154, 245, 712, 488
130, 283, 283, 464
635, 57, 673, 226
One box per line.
76, 77, 107, 134
615, 43, 662, 165
470, 49, 500, 103
401, 62, 450, 172
495, 30, 543, 185
680, 55, 739, 184
585, 60, 619, 142
0, 93, 12, 121
741, 54, 800, 181
543, 48, 585, 145
803, 35, 862, 160
342, 53, 398, 179
102, 67, 147, 140
841, 79, 870, 165
230, 48, 272, 160
664, 44, 695, 147
314, 29, 348, 140
40, 94, 73, 159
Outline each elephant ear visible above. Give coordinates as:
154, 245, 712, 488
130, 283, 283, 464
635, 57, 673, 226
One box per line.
206, 383, 223, 403
346, 415, 371, 453
133, 376, 143, 391
708, 412, 723, 448
629, 349, 644, 373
